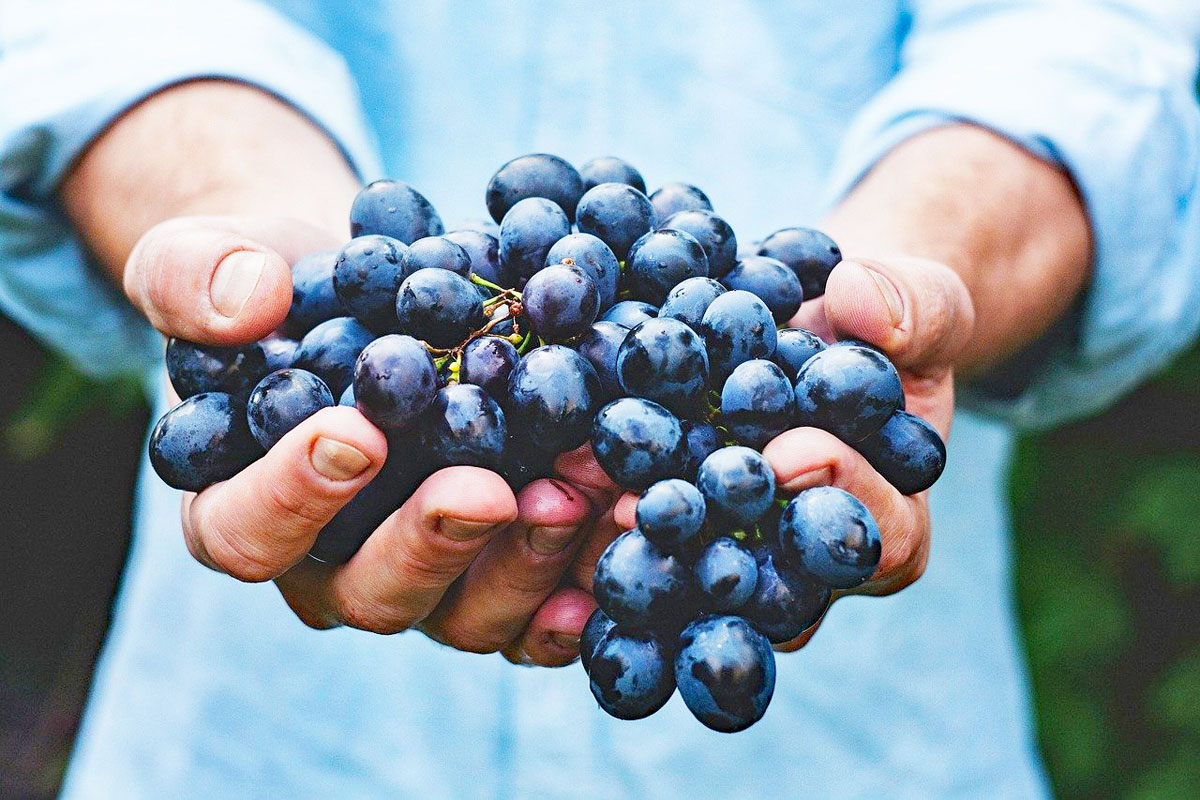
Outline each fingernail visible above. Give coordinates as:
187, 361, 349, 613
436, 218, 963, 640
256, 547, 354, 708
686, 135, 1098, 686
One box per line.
551, 632, 581, 651
211, 250, 266, 318
782, 465, 833, 492
527, 525, 577, 556
440, 517, 499, 541
311, 437, 371, 481
853, 262, 904, 326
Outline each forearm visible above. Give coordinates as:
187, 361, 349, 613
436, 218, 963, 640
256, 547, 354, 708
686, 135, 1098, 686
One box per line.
823, 124, 1091, 374
61, 80, 361, 281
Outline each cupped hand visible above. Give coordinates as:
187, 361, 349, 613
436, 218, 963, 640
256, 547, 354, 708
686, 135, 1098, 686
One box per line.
128, 214, 599, 665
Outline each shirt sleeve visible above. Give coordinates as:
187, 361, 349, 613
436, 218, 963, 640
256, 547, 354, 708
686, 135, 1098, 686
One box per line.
822, 0, 1200, 429
0, 0, 381, 379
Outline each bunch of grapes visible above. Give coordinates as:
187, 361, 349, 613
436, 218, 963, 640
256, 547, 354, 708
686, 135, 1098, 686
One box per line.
149, 153, 947, 731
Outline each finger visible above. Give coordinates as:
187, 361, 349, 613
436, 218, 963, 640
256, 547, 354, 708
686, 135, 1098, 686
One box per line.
420, 478, 594, 652
773, 611, 827, 653
613, 491, 638, 531
502, 587, 598, 667
554, 443, 621, 498
124, 215, 339, 345
567, 498, 624, 591
183, 406, 386, 582
275, 467, 518, 634
763, 427, 929, 596
786, 295, 834, 342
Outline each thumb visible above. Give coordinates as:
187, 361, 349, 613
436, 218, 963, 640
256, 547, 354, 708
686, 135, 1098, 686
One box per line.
124, 215, 341, 345
822, 257, 975, 372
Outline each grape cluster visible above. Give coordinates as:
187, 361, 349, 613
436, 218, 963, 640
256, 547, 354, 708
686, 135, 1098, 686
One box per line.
148, 153, 948, 729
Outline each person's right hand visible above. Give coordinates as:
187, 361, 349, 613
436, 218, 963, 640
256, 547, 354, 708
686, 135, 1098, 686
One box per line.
126, 214, 601, 665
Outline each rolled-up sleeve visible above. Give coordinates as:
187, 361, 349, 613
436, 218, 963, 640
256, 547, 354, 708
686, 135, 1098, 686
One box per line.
823, 0, 1200, 429
0, 0, 380, 378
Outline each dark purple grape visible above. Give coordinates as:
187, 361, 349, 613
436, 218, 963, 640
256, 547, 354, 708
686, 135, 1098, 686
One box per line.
579, 156, 646, 194
149, 392, 262, 491
853, 410, 947, 495
743, 543, 830, 643
460, 336, 519, 402
594, 528, 691, 631
721, 256, 804, 324
649, 182, 712, 220
680, 420, 721, 480
589, 629, 676, 720
339, 384, 355, 407
424, 383, 507, 469
696, 446, 775, 528
772, 328, 826, 380
575, 321, 628, 399
293, 317, 375, 398
486, 153, 584, 223
443, 230, 509, 286
522, 263, 600, 341
447, 218, 500, 237
575, 183, 656, 260
580, 607, 617, 674
659, 210, 738, 278
499, 430, 555, 492
498, 197, 571, 286
694, 538, 757, 613
545, 232, 620, 310
591, 397, 686, 491
600, 300, 658, 329
720, 359, 795, 449
506, 345, 601, 453
395, 268, 485, 349
698, 290, 778, 383
260, 336, 299, 372
166, 338, 269, 401
636, 478, 706, 553
658, 276, 726, 330
616, 317, 709, 417
400, 236, 472, 277
757, 227, 841, 299
675, 615, 775, 733
350, 179, 443, 244
778, 486, 882, 589
284, 249, 341, 337
625, 229, 709, 306
792, 343, 903, 442
353, 334, 438, 431
332, 234, 408, 332
246, 368, 334, 449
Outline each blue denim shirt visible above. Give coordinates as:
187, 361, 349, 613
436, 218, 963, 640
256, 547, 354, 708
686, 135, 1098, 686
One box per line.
2, 1, 1199, 797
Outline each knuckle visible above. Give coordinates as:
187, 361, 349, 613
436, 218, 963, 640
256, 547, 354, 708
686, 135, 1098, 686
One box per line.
265, 476, 338, 527
206, 535, 281, 583
431, 623, 506, 654
336, 596, 413, 635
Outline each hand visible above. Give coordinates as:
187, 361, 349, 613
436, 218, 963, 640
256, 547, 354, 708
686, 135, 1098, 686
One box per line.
126, 214, 600, 665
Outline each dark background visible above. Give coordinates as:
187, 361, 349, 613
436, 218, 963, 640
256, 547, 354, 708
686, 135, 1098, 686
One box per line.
0, 311, 1198, 798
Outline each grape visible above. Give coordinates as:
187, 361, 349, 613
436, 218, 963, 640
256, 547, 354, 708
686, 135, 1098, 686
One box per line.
792, 343, 903, 442
696, 446, 775, 528
350, 179, 443, 244
498, 430, 554, 492
594, 528, 691, 631
698, 290, 778, 382
333, 234, 408, 331
579, 156, 646, 194
284, 249, 342, 337
658, 276, 726, 330
575, 321, 628, 399
649, 182, 712, 220
853, 410, 946, 495
756, 227, 841, 299
680, 420, 721, 479
447, 218, 500, 237
460, 336, 519, 402
636, 478, 706, 553
589, 629, 676, 720
522, 263, 600, 341
743, 544, 830, 643
600, 300, 658, 329
506, 345, 601, 453
260, 336, 299, 372
338, 384, 355, 407
292, 316, 375, 397
352, 334, 438, 431
675, 615, 775, 733
659, 210, 738, 278
148, 393, 261, 491
486, 153, 584, 223
575, 182, 656, 260
395, 268, 485, 349
424, 383, 507, 469
580, 607, 617, 674
545, 232, 621, 309
498, 197, 571, 285
720, 359, 795, 448
625, 229, 709, 306
616, 318, 709, 417
721, 256, 804, 324
694, 538, 758, 613
166, 338, 269, 401
591, 397, 686, 490
400, 236, 472, 277
778, 486, 882, 589
772, 328, 826, 380
246, 369, 334, 449
443, 229, 508, 287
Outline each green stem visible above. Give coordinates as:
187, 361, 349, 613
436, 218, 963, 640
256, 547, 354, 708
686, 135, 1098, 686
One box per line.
470, 272, 515, 295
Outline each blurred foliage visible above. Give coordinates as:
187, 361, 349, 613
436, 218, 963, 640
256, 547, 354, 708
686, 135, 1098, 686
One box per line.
1010, 340, 1200, 800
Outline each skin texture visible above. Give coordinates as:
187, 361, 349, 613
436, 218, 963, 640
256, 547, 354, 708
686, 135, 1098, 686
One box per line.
61, 80, 1090, 660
